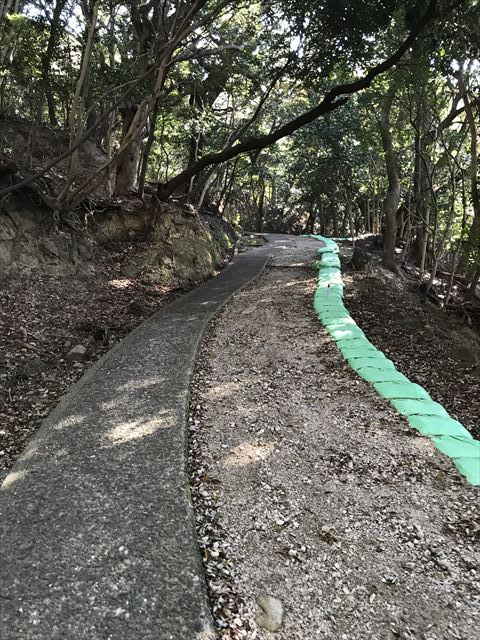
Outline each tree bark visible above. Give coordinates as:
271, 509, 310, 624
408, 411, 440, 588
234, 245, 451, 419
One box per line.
379, 73, 402, 274
114, 106, 143, 195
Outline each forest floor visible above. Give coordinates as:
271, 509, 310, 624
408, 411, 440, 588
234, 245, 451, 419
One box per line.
189, 237, 479, 640
0, 237, 213, 480
343, 237, 480, 440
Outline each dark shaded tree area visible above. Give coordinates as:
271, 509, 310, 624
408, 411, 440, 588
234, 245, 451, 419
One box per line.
1, 0, 480, 284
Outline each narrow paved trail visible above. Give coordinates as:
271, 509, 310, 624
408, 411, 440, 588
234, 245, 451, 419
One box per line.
192, 237, 479, 639
0, 240, 283, 640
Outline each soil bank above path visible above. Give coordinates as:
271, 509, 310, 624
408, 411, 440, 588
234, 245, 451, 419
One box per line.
191, 236, 479, 640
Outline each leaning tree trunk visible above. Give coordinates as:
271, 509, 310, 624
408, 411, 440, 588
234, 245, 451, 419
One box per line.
379, 74, 402, 274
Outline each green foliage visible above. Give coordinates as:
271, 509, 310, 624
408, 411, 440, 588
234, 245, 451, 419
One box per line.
1, 0, 480, 278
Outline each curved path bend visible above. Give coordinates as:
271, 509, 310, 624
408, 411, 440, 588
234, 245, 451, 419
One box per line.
0, 235, 303, 640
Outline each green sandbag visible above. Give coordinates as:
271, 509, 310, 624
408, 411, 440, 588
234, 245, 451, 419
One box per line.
317, 284, 344, 294
390, 398, 449, 418
317, 279, 343, 289
335, 337, 370, 349
373, 381, 431, 400
338, 338, 377, 349
310, 232, 480, 487
318, 274, 341, 282
314, 303, 344, 316
322, 260, 341, 270
319, 312, 350, 322
341, 345, 384, 358
329, 326, 366, 341
407, 415, 471, 437
322, 317, 356, 328
322, 254, 341, 263
324, 323, 357, 332
431, 435, 480, 458
318, 269, 342, 279
315, 287, 343, 298
357, 368, 410, 384
318, 267, 340, 276
454, 458, 480, 486
314, 287, 343, 298
349, 357, 396, 371
317, 245, 338, 254
316, 304, 344, 314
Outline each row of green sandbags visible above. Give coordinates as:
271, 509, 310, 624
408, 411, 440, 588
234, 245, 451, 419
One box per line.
308, 234, 480, 486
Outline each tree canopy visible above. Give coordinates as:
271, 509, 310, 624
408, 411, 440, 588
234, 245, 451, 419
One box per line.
1, 0, 480, 282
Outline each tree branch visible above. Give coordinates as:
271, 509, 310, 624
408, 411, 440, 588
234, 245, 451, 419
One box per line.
158, 0, 438, 200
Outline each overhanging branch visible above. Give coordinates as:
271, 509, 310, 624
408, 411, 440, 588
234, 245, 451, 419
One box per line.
157, 0, 438, 200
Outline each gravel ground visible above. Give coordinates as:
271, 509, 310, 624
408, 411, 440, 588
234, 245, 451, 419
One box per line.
190, 237, 480, 640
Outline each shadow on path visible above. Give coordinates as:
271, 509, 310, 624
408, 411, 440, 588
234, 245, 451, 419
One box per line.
0, 235, 301, 640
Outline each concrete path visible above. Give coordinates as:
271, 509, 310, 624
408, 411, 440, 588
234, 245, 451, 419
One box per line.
0, 235, 296, 640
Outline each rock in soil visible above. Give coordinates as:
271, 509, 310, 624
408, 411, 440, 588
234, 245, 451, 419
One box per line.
256, 594, 284, 632
65, 344, 88, 361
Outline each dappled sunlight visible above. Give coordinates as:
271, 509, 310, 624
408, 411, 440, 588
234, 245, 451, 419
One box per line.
106, 413, 172, 445
18, 443, 40, 462
115, 376, 167, 396
1, 469, 27, 492
108, 278, 132, 289
221, 440, 275, 468
54, 413, 85, 432
205, 380, 243, 400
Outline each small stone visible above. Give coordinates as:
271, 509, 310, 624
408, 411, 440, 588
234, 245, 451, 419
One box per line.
66, 345, 88, 362
256, 593, 284, 632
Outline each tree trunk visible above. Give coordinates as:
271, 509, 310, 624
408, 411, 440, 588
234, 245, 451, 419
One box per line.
256, 179, 265, 232
115, 106, 143, 195
40, 0, 67, 126
458, 70, 480, 293
379, 74, 402, 274
411, 84, 431, 269
305, 206, 316, 234
138, 98, 160, 197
